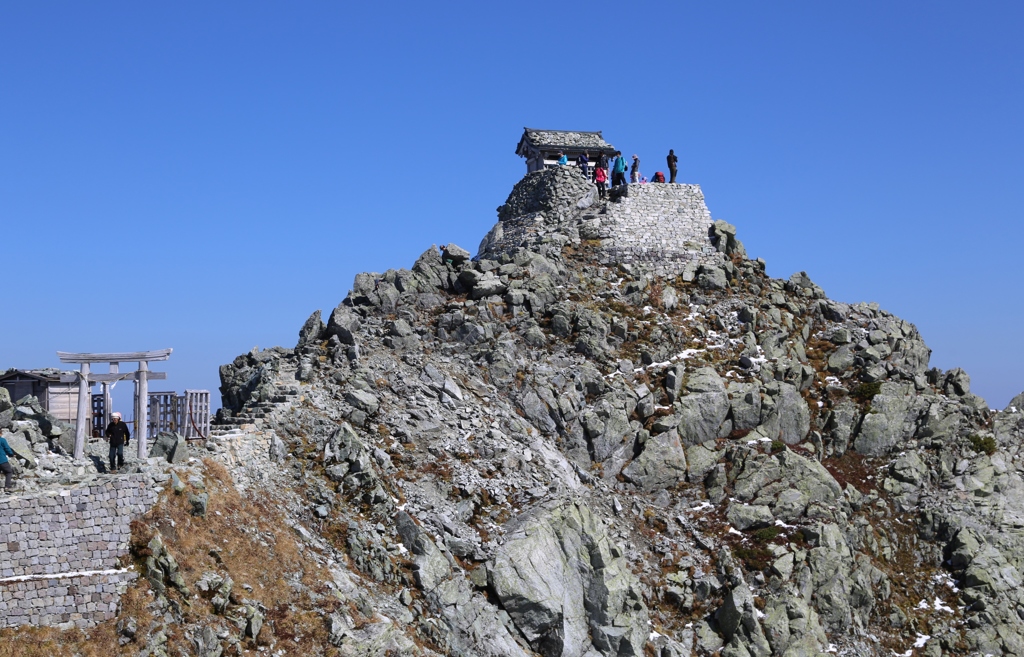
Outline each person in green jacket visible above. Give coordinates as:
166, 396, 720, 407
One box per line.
0, 435, 16, 492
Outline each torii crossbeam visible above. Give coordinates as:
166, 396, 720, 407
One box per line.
57, 349, 172, 460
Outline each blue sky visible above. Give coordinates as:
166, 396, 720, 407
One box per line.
2, 1, 1023, 412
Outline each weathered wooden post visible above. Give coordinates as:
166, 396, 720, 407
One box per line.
74, 363, 90, 460
102, 362, 118, 432
137, 360, 149, 459
58, 349, 172, 463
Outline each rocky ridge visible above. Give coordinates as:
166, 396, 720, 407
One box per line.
211, 167, 1024, 656
7, 166, 1024, 656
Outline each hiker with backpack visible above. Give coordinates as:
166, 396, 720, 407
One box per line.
611, 151, 628, 186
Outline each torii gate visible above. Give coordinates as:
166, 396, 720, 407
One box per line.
57, 349, 172, 460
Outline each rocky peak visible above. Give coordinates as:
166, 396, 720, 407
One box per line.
162, 169, 1024, 655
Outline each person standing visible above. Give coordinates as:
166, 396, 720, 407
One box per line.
612, 151, 628, 186
667, 149, 678, 183
106, 412, 130, 473
595, 166, 607, 198
0, 434, 16, 492
576, 151, 589, 179
630, 154, 640, 183
557, 152, 568, 166
597, 152, 609, 186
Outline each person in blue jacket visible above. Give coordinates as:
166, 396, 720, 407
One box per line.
0, 435, 17, 492
557, 152, 568, 166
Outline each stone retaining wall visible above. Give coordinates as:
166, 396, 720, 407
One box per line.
592, 183, 724, 278
0, 475, 158, 629
0, 570, 138, 628
479, 168, 726, 278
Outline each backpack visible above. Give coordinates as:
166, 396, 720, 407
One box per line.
653, 171, 665, 183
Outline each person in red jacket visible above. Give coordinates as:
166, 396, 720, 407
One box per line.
594, 166, 607, 199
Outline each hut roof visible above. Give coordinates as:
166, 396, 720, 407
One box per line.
516, 128, 616, 156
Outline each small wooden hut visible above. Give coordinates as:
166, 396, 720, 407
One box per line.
515, 128, 617, 173
0, 369, 86, 425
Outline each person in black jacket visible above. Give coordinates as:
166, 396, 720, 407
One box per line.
106, 412, 130, 472
667, 149, 679, 183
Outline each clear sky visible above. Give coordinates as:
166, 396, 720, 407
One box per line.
2, 2, 1023, 414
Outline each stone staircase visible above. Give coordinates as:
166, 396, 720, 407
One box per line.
210, 367, 301, 436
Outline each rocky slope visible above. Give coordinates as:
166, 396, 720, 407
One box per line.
11, 166, 1024, 656
213, 167, 1024, 656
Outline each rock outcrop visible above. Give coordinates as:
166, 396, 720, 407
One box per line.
9, 165, 1024, 656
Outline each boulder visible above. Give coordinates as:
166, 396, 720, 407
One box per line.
150, 432, 189, 464
727, 503, 774, 531
488, 502, 648, 657
675, 368, 730, 445
2, 430, 36, 469
326, 304, 362, 345
853, 383, 918, 456
395, 511, 451, 592
727, 382, 762, 432
345, 390, 380, 415
622, 429, 688, 491
759, 383, 810, 445
296, 309, 325, 350
697, 265, 728, 290
442, 243, 471, 265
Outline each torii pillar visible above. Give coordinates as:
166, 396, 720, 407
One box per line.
58, 349, 172, 460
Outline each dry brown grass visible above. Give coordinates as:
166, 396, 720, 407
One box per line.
1, 459, 339, 656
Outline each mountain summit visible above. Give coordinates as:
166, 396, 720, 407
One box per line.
6, 166, 1023, 656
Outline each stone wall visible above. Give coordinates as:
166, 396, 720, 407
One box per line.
478, 167, 726, 278
591, 183, 724, 279
0, 475, 158, 629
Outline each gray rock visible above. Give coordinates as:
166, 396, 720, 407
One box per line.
697, 265, 728, 290
488, 502, 648, 657
727, 503, 774, 530
827, 346, 854, 372
345, 389, 380, 415
395, 512, 451, 592
759, 383, 810, 445
296, 309, 325, 350
622, 429, 687, 491
853, 382, 918, 456
727, 382, 762, 432
889, 450, 928, 485
326, 304, 362, 345
442, 243, 471, 264
150, 432, 189, 464
188, 492, 209, 518
2, 430, 36, 468
675, 369, 730, 445
685, 441, 721, 482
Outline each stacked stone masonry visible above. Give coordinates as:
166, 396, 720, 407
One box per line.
479, 167, 725, 279
0, 475, 158, 629
593, 183, 722, 278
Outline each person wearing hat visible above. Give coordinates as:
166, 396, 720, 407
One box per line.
105, 412, 130, 473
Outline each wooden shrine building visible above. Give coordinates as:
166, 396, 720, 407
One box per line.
515, 128, 617, 173
0, 369, 85, 425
